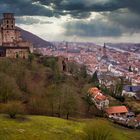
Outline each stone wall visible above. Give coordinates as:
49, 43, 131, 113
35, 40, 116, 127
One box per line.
6, 48, 29, 59
58, 56, 68, 72
0, 30, 2, 46
15, 29, 22, 41
2, 29, 16, 43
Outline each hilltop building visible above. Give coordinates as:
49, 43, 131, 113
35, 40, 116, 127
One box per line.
0, 13, 33, 58
88, 87, 109, 110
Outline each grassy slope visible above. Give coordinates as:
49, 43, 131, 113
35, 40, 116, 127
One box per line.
0, 115, 139, 140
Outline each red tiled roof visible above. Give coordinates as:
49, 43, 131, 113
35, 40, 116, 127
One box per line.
88, 87, 99, 93
105, 106, 128, 115
88, 87, 107, 101
96, 94, 107, 100
88, 87, 100, 96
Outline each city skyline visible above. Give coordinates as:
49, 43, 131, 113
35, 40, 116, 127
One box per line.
0, 0, 140, 43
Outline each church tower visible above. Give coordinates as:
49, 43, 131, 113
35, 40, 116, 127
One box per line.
103, 43, 107, 57
1, 13, 16, 45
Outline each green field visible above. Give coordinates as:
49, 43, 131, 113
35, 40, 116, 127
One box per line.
0, 115, 139, 140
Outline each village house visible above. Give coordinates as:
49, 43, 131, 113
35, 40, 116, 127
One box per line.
127, 114, 140, 128
105, 106, 128, 118
88, 87, 109, 110
0, 13, 33, 58
135, 115, 140, 127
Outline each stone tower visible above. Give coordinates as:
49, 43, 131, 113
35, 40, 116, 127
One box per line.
58, 56, 68, 72
1, 13, 16, 44
0, 13, 33, 58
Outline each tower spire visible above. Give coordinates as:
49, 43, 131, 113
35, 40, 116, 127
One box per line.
103, 43, 107, 57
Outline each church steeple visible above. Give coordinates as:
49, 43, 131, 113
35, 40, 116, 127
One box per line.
103, 43, 107, 57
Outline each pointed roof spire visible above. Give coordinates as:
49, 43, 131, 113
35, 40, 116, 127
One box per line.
104, 43, 106, 48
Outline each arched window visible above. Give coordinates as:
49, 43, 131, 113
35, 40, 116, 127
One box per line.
16, 53, 19, 58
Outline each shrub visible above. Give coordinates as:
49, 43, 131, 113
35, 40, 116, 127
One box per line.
28, 53, 34, 63
27, 97, 49, 115
82, 122, 113, 140
2, 101, 25, 119
0, 73, 21, 103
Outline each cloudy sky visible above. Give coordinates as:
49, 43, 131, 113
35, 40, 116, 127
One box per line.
0, 0, 140, 43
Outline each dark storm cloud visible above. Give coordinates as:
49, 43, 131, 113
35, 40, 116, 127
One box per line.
64, 19, 123, 37
16, 17, 53, 25
0, 0, 140, 38
103, 10, 140, 31
34, 0, 140, 18
64, 8, 140, 38
0, 0, 53, 17
0, 0, 140, 18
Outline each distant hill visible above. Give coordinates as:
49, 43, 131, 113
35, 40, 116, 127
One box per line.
106, 43, 140, 53
17, 27, 54, 48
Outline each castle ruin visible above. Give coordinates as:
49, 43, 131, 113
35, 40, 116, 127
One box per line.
0, 13, 33, 58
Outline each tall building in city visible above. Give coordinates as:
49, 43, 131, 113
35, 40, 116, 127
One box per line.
0, 13, 33, 58
102, 43, 108, 59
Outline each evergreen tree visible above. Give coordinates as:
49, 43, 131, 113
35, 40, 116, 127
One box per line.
80, 65, 88, 79
90, 71, 99, 86
28, 53, 34, 63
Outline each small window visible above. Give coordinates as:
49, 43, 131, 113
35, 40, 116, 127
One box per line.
7, 20, 9, 24
7, 25, 9, 28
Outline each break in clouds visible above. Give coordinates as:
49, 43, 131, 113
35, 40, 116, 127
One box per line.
0, 0, 140, 41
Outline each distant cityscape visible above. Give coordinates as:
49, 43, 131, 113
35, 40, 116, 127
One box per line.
35, 42, 140, 85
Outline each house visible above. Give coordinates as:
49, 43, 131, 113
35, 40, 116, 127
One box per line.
135, 115, 140, 127
88, 87, 109, 110
122, 85, 140, 98
105, 106, 128, 117
128, 114, 140, 128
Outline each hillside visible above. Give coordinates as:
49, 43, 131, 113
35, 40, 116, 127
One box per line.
0, 57, 139, 140
0, 57, 90, 119
17, 27, 54, 48
0, 115, 139, 140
